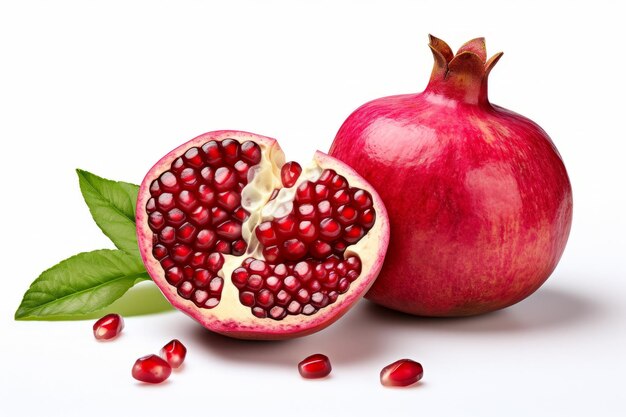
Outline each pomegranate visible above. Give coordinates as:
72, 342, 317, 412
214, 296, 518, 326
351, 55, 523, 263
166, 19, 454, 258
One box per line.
132, 354, 172, 384
160, 339, 187, 368
92, 313, 124, 340
380, 359, 423, 387
330, 35, 573, 316
298, 353, 332, 379
137, 131, 389, 339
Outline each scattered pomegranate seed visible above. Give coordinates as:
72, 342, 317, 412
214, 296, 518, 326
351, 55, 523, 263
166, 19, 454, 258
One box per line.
132, 354, 172, 384
380, 359, 423, 387
160, 339, 187, 369
92, 313, 124, 341
298, 353, 332, 379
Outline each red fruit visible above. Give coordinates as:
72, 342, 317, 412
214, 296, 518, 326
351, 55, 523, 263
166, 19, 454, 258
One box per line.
330, 35, 573, 316
160, 339, 187, 368
298, 354, 332, 379
137, 131, 390, 339
132, 354, 172, 384
380, 359, 423, 387
92, 313, 124, 341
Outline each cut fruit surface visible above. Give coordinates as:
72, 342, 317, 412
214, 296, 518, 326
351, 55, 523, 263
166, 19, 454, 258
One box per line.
137, 131, 389, 340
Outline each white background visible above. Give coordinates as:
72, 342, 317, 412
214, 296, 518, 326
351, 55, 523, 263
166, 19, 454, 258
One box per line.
1, 0, 625, 416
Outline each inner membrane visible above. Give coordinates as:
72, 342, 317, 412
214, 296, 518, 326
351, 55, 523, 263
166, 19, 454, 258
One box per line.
145, 137, 376, 319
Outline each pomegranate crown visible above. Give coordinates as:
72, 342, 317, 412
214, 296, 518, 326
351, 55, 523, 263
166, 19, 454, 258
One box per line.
426, 35, 503, 104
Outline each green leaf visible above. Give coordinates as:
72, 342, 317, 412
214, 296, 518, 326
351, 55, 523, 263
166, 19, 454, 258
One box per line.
76, 169, 140, 257
15, 249, 149, 320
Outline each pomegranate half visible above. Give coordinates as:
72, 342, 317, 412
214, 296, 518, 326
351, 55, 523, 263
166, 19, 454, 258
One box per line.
330, 36, 573, 316
137, 131, 389, 339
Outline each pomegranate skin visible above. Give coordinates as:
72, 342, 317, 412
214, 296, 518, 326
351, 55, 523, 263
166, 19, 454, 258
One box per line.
329, 36, 572, 316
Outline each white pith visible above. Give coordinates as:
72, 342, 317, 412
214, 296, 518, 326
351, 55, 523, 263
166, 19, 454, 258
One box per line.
136, 131, 390, 339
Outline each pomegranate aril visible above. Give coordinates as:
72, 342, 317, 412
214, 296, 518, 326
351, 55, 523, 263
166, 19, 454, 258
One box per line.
297, 204, 316, 220
298, 354, 332, 379
243, 273, 262, 291
296, 288, 310, 303
193, 290, 209, 306
263, 246, 281, 263
314, 184, 329, 200
337, 205, 358, 225
167, 208, 186, 225
148, 212, 165, 230
324, 271, 338, 288
317, 169, 334, 184
256, 221, 278, 246
171, 157, 184, 173
180, 168, 198, 187
159, 172, 179, 192
276, 290, 291, 306
214, 240, 231, 253
221, 138, 240, 164
311, 292, 328, 308
178, 190, 198, 210
233, 207, 248, 222
240, 141, 262, 165
201, 140, 222, 165
232, 239, 247, 256
193, 269, 211, 288
281, 161, 302, 188
344, 224, 364, 243
347, 270, 359, 282
178, 281, 193, 298
359, 208, 376, 228
298, 221, 317, 242
217, 191, 240, 211
168, 270, 187, 289
190, 252, 206, 268
232, 268, 249, 289
328, 291, 339, 303
275, 215, 297, 238
283, 275, 300, 292
266, 276, 282, 292
160, 339, 187, 369
150, 179, 161, 196
249, 259, 270, 276
310, 240, 332, 259
132, 354, 172, 384
256, 289, 275, 308
294, 261, 312, 281
210, 207, 229, 225
153, 244, 167, 260
308, 280, 321, 292
234, 160, 249, 181
346, 256, 361, 270
282, 239, 307, 260
296, 181, 314, 203
333, 241, 347, 255
93, 313, 124, 341
319, 218, 342, 240
183, 147, 204, 168
287, 300, 302, 315
217, 221, 242, 240
146, 198, 156, 213
273, 263, 288, 277
338, 278, 350, 293
240, 291, 255, 307
269, 306, 286, 320
196, 184, 215, 205
214, 166, 236, 191
195, 229, 216, 250
177, 222, 197, 243
160, 257, 175, 270
209, 277, 224, 293
252, 307, 267, 318
200, 166, 214, 182
159, 226, 176, 244
171, 244, 192, 263
380, 359, 423, 387
332, 189, 351, 206
302, 304, 316, 315
157, 193, 175, 211
317, 200, 332, 217
352, 189, 373, 209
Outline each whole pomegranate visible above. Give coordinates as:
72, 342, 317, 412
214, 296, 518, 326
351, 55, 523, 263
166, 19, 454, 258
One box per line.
329, 36, 572, 316
137, 131, 389, 339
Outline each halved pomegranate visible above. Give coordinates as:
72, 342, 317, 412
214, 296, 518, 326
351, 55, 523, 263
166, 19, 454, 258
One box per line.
137, 131, 389, 339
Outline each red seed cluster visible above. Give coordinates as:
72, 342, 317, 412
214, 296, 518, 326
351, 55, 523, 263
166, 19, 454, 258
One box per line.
255, 169, 376, 263
232, 255, 362, 320
146, 139, 262, 309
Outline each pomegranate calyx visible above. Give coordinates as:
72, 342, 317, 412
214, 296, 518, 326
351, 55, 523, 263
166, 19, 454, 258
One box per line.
426, 35, 503, 105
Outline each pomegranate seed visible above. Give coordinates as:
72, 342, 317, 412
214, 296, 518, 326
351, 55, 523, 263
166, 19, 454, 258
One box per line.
298, 354, 332, 379
200, 166, 214, 182
195, 229, 216, 250
256, 221, 278, 245
148, 212, 165, 230
171, 244, 192, 263
165, 266, 183, 285
310, 240, 332, 259
273, 263, 288, 277
314, 184, 329, 200
337, 205, 358, 225
221, 138, 240, 163
178, 281, 194, 298
319, 218, 342, 240
214, 166, 236, 191
265, 276, 281, 292
281, 161, 302, 188
197, 184, 215, 205
263, 245, 281, 263
93, 313, 124, 340
217, 190, 241, 211
298, 221, 317, 242
283, 275, 300, 292
183, 147, 204, 168
275, 215, 297, 238
210, 207, 229, 225
359, 208, 376, 227
159, 172, 179, 192
331, 174, 348, 189
177, 222, 197, 243
178, 190, 198, 210
234, 160, 249, 180
317, 200, 332, 217
344, 224, 364, 243
217, 220, 242, 240
160, 339, 187, 369
269, 306, 286, 320
380, 359, 423, 387
256, 289, 274, 308
180, 167, 197, 187
201, 140, 222, 164
193, 269, 211, 287
276, 290, 291, 305
247, 274, 264, 291
150, 179, 161, 196
352, 189, 373, 209
240, 291, 255, 306
240, 141, 262, 165
152, 244, 167, 260
132, 354, 172, 384
317, 169, 334, 184
188, 205, 209, 225
297, 204, 316, 220
295, 181, 314, 203
157, 193, 175, 211
214, 240, 231, 253
281, 238, 307, 260
159, 226, 175, 244
232, 268, 249, 288
232, 239, 247, 256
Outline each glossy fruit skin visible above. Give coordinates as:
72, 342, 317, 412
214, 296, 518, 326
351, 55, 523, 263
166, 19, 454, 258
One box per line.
329, 36, 573, 316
